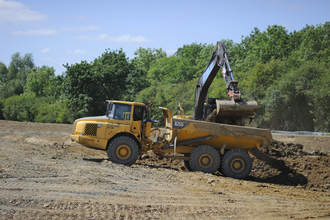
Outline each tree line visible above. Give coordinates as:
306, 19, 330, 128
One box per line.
0, 22, 329, 132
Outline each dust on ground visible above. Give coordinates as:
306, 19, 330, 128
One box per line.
0, 120, 330, 219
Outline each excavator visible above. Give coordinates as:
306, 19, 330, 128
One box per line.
193, 41, 258, 124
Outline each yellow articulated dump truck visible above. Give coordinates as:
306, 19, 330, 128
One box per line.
71, 100, 273, 179
71, 41, 274, 179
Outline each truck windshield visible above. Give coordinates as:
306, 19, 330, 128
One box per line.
108, 103, 131, 120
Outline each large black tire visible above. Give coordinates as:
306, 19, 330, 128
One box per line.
107, 136, 139, 165
221, 149, 252, 179
189, 145, 220, 174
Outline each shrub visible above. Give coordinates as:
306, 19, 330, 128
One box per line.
3, 94, 37, 121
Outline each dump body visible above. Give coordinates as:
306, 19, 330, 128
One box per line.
155, 108, 273, 154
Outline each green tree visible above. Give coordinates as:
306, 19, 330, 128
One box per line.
34, 99, 74, 124
3, 94, 37, 121
147, 56, 188, 83
230, 25, 290, 72
287, 22, 330, 67
24, 66, 55, 96
0, 62, 8, 82
63, 48, 133, 117
135, 80, 196, 127
1, 53, 35, 99
7, 53, 34, 81
133, 47, 167, 73
312, 65, 330, 131
260, 60, 327, 131
126, 47, 167, 100
42, 74, 64, 100
246, 59, 287, 101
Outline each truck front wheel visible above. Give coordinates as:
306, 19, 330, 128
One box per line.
189, 145, 220, 174
107, 136, 139, 165
221, 149, 252, 179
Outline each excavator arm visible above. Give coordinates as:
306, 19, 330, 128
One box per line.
193, 41, 257, 121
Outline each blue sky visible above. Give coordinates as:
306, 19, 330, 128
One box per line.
0, 0, 329, 75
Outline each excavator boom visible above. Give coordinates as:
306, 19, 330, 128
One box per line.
193, 41, 257, 122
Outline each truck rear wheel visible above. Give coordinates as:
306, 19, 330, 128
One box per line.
107, 136, 139, 166
221, 149, 252, 179
189, 145, 220, 174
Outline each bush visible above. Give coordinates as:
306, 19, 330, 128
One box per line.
3, 94, 37, 121
34, 100, 74, 124
2, 95, 74, 124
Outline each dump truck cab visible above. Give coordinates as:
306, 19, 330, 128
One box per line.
70, 100, 147, 151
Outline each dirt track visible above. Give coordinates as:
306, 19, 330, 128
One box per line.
0, 120, 330, 219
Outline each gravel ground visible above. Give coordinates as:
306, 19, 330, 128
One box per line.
0, 120, 330, 219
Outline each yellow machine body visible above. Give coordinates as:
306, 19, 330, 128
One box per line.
156, 107, 273, 154
71, 101, 273, 156
70, 100, 146, 150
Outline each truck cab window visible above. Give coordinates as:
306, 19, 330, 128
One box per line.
108, 103, 131, 120
108, 103, 115, 119
133, 106, 144, 121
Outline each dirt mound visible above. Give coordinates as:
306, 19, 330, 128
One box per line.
135, 151, 185, 171
249, 141, 330, 189
135, 141, 330, 190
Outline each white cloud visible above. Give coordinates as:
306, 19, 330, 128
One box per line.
12, 25, 98, 36
0, 0, 48, 24
11, 25, 98, 36
66, 50, 87, 55
287, 4, 306, 10
39, 48, 51, 53
12, 29, 59, 36
74, 34, 153, 43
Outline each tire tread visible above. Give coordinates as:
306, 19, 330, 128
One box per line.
107, 136, 139, 166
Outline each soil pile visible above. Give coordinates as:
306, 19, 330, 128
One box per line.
136, 141, 330, 190
135, 151, 185, 171
249, 141, 330, 189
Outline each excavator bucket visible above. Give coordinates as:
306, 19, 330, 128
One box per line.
216, 99, 258, 118
206, 99, 258, 124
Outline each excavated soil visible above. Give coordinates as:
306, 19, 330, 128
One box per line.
0, 120, 330, 219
